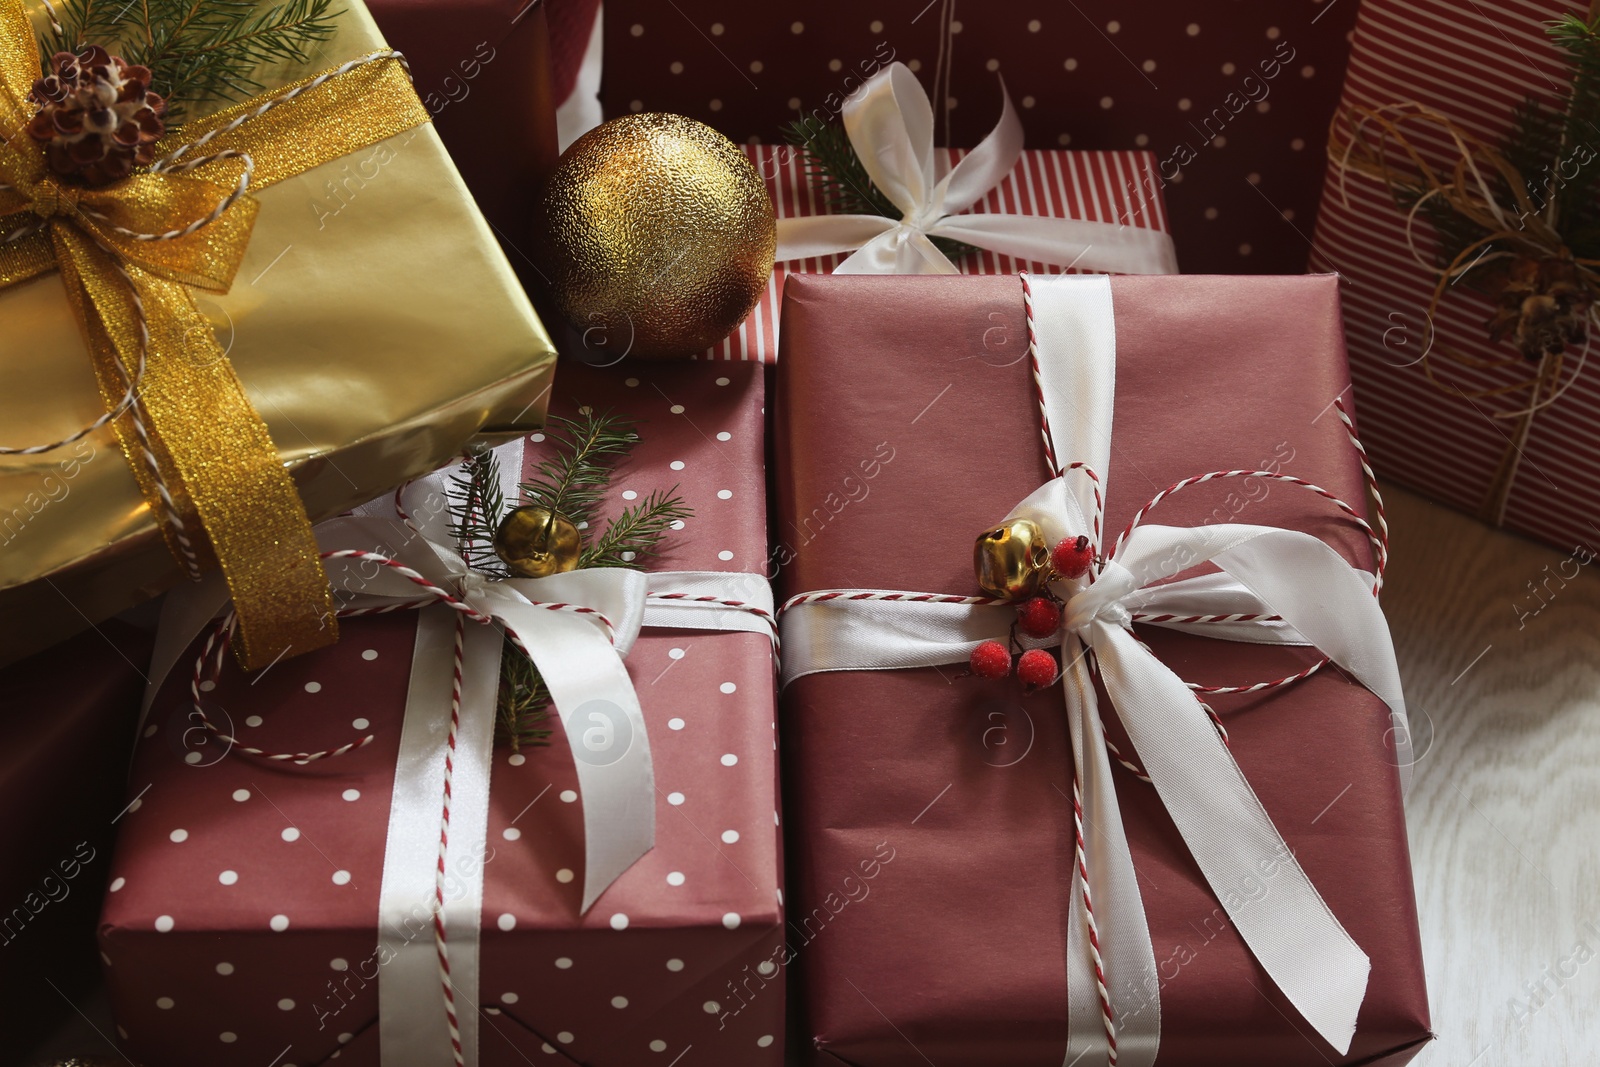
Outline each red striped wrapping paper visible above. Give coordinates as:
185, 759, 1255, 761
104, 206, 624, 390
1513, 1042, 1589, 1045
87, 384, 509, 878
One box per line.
699, 144, 1171, 362
1309, 0, 1597, 551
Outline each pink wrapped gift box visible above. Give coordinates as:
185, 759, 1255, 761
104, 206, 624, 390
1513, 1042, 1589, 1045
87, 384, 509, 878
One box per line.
98, 361, 784, 1066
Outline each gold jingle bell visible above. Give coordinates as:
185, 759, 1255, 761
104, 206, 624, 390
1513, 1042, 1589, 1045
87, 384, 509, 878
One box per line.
974, 518, 1052, 600
493, 506, 582, 578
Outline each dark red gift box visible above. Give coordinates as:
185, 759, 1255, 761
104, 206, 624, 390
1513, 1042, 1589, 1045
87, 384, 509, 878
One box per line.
368, 0, 559, 261
600, 1, 1361, 276
99, 362, 785, 1066
1, 622, 149, 1052
773, 273, 1431, 1065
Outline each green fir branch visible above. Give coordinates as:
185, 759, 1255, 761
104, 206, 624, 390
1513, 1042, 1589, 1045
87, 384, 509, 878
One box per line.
41, 0, 339, 123
446, 447, 509, 577
581, 489, 692, 569
497, 650, 553, 753
1365, 9, 1600, 277
518, 411, 639, 533
1542, 10, 1600, 259
783, 115, 978, 262
446, 411, 692, 749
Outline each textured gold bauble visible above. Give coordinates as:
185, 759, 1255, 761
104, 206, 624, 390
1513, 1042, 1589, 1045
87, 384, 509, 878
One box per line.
493, 506, 582, 578
974, 518, 1052, 599
536, 113, 777, 359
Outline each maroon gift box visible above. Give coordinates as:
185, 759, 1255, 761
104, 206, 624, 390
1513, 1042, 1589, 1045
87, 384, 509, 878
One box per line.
368, 0, 559, 260
99, 361, 784, 1066
773, 274, 1431, 1065
2, 622, 149, 1053
600, 1, 1360, 276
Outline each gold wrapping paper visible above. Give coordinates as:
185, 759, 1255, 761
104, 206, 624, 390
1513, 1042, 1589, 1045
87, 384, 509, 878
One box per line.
0, 0, 556, 666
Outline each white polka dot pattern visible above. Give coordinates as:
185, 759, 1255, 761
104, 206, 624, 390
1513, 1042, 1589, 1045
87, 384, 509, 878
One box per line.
96, 369, 785, 1063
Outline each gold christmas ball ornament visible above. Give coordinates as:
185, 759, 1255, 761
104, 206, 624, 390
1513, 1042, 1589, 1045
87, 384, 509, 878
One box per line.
975, 519, 1052, 600
493, 505, 582, 578
536, 113, 776, 359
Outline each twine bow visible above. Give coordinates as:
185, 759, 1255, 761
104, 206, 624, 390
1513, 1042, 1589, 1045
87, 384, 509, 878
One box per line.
1329, 100, 1597, 526
774, 62, 1178, 276
0, 0, 430, 668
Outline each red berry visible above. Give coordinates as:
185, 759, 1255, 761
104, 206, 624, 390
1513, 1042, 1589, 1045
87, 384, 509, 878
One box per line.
1017, 649, 1059, 688
969, 640, 1012, 679
1017, 596, 1062, 638
1052, 535, 1094, 580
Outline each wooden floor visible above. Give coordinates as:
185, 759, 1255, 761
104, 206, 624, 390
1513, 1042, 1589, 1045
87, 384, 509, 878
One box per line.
25, 487, 1600, 1066
1379, 487, 1600, 1067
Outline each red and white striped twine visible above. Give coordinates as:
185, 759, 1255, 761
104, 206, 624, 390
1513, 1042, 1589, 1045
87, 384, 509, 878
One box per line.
1021, 272, 1065, 481
188, 616, 376, 763
646, 591, 780, 656
186, 549, 618, 763
434, 612, 467, 1067
779, 590, 1004, 612
1072, 777, 1119, 1064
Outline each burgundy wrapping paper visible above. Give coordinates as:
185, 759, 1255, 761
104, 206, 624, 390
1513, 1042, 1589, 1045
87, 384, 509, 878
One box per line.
773, 274, 1430, 1066
1, 622, 149, 1052
368, 0, 558, 259
600, 1, 1360, 276
99, 362, 784, 1066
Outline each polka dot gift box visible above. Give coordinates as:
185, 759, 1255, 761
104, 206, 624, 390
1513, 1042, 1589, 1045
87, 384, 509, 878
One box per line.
598, 0, 1363, 278
98, 362, 784, 1066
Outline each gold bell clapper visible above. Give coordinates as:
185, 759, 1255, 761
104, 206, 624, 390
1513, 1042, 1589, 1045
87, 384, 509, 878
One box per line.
493, 506, 583, 578
974, 518, 1053, 599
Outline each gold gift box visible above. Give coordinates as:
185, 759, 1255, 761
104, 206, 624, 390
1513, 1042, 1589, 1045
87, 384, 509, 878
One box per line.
0, 0, 555, 665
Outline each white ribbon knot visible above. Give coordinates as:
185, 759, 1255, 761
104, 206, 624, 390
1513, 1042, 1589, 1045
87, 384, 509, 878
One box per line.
1063, 562, 1137, 634
775, 62, 1179, 276
779, 276, 1408, 1066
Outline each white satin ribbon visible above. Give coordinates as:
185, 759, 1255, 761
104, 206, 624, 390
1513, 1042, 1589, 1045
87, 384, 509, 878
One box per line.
143, 439, 775, 1067
779, 276, 1407, 1063
775, 63, 1179, 276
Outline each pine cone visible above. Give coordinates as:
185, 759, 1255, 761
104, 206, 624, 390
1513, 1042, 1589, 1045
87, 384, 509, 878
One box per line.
1485, 254, 1594, 361
26, 46, 166, 187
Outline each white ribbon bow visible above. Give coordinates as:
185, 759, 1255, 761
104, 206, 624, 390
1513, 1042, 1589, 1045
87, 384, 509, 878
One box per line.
145, 439, 775, 1067
774, 62, 1179, 276
779, 276, 1408, 1065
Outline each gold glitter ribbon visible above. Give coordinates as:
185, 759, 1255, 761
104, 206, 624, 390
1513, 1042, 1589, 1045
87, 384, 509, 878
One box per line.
0, 0, 429, 668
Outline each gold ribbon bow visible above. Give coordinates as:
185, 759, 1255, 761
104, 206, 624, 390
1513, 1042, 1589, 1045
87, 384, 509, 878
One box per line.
0, 0, 429, 668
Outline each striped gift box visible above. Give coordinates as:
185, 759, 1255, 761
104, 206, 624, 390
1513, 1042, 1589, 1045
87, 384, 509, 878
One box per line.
1310, 0, 1598, 551
699, 144, 1172, 362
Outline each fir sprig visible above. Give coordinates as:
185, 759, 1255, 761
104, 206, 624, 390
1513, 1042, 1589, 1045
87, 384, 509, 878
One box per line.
783, 114, 978, 262
446, 447, 509, 577
582, 489, 693, 569
497, 649, 553, 752
519, 411, 641, 534
1406, 7, 1600, 278
446, 410, 692, 750
42, 0, 340, 122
